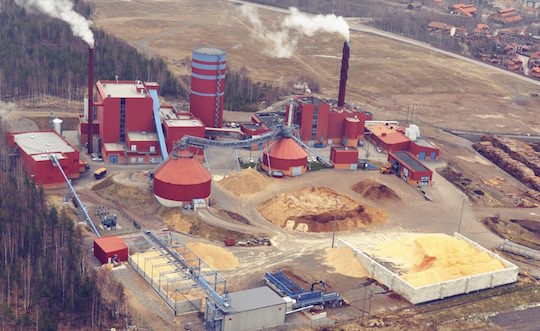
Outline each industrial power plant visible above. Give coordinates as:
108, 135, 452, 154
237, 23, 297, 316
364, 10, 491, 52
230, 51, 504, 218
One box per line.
5, 2, 536, 331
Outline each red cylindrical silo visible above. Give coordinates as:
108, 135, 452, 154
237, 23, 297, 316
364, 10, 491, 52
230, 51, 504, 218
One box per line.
345, 117, 360, 140
190, 47, 226, 128
153, 152, 211, 206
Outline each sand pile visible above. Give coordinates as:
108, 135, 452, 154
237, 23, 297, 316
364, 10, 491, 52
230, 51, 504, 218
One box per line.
352, 180, 400, 201
258, 187, 386, 232
161, 208, 193, 233
186, 242, 239, 270
218, 168, 273, 195
369, 234, 506, 287
324, 247, 368, 278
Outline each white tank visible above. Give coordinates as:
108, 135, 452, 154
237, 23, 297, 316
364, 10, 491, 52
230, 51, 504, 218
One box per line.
405, 124, 421, 141
52, 118, 63, 135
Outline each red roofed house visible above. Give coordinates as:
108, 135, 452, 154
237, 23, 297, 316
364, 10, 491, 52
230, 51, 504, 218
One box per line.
490, 8, 523, 26
531, 67, 540, 78
451, 4, 478, 17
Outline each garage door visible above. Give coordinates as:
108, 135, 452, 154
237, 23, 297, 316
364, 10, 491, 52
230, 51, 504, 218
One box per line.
418, 151, 426, 160
292, 166, 303, 176
430, 151, 437, 160
420, 176, 430, 186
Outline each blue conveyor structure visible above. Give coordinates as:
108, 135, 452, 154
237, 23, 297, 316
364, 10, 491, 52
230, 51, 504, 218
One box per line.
265, 270, 343, 309
50, 154, 100, 237
149, 89, 168, 160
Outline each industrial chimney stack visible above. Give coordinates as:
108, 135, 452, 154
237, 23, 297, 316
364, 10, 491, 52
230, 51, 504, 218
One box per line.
87, 47, 94, 154
337, 41, 350, 108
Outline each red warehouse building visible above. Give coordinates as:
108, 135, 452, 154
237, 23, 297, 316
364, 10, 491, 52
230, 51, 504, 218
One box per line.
190, 47, 226, 128
160, 106, 205, 154
262, 138, 308, 177
11, 131, 81, 188
366, 124, 439, 161
388, 151, 432, 187
93, 236, 128, 265
330, 146, 359, 170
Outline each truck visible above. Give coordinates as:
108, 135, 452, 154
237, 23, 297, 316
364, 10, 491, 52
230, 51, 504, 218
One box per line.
94, 167, 107, 180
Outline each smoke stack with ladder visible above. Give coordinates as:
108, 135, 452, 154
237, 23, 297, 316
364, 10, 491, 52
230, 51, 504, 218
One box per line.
337, 41, 350, 108
87, 47, 94, 154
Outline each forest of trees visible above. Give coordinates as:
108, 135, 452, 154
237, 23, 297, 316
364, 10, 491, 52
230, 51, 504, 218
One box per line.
224, 67, 284, 112
0, 122, 126, 330
0, 0, 186, 102
0, 0, 285, 112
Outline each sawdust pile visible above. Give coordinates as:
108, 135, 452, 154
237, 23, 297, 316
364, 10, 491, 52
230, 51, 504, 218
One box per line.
93, 175, 155, 209
352, 179, 400, 201
370, 234, 506, 287
186, 242, 239, 270
161, 208, 193, 233
218, 168, 273, 195
325, 247, 368, 278
258, 187, 386, 232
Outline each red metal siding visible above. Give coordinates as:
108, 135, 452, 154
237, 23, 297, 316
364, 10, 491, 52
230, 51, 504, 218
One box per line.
330, 147, 359, 164
327, 111, 347, 140
125, 98, 154, 133
154, 179, 211, 202
388, 153, 432, 183
164, 124, 205, 153
99, 98, 120, 143
125, 139, 160, 154
408, 141, 440, 160
299, 103, 314, 141
315, 102, 329, 141
93, 239, 128, 265
262, 155, 306, 171
190, 94, 224, 129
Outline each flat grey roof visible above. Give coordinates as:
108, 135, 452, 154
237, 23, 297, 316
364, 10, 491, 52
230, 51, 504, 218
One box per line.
100, 82, 147, 98
392, 151, 430, 172
127, 131, 158, 141
103, 143, 125, 152
414, 138, 436, 148
14, 132, 75, 155
228, 286, 285, 313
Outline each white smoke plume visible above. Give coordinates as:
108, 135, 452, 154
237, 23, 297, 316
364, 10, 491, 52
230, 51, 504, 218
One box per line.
15, 0, 94, 47
240, 5, 350, 58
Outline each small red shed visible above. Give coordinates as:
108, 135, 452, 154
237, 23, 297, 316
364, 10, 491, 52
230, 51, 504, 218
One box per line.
94, 236, 128, 264
330, 146, 359, 170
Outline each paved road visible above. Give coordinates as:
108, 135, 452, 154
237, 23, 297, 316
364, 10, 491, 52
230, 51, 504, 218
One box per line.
227, 0, 540, 88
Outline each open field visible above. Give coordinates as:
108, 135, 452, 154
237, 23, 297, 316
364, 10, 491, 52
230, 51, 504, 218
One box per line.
90, 0, 539, 135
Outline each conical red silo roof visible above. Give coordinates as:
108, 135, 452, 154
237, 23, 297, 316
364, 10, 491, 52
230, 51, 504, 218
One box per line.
154, 155, 211, 185
266, 138, 308, 160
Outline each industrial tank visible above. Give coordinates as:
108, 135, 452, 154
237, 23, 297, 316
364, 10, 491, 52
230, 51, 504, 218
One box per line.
153, 151, 211, 206
262, 138, 308, 177
190, 47, 226, 128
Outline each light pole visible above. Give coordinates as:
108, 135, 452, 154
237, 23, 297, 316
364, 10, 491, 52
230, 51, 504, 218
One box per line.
458, 194, 466, 233
332, 197, 339, 248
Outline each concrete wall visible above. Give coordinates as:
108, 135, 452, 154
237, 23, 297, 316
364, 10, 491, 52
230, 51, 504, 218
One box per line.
128, 255, 202, 315
340, 233, 519, 304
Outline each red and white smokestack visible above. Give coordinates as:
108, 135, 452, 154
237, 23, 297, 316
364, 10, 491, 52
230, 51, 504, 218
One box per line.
87, 47, 94, 154
337, 41, 350, 108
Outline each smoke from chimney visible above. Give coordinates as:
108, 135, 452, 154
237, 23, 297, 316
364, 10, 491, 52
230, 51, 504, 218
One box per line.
240, 6, 349, 58
338, 42, 350, 108
87, 47, 94, 154
15, 0, 94, 47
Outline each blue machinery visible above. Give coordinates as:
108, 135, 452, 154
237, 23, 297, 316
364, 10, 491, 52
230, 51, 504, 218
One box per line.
265, 271, 344, 310
50, 154, 101, 237
149, 89, 169, 160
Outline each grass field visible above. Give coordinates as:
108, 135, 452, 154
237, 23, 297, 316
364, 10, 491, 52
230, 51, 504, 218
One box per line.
90, 0, 539, 134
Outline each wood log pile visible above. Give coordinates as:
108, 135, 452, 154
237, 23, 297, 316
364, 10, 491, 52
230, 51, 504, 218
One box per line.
474, 136, 540, 193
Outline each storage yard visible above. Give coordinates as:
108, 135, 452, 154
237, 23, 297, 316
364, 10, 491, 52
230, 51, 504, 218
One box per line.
2, 0, 540, 330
